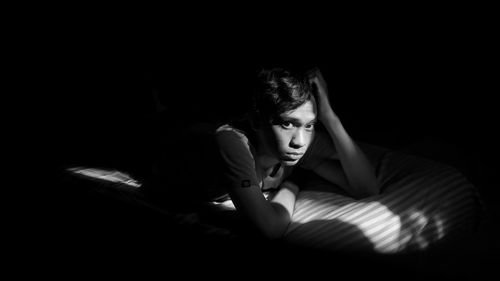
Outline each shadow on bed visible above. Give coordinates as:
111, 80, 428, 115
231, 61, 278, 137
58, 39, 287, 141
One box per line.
50, 167, 380, 277
48, 165, 494, 279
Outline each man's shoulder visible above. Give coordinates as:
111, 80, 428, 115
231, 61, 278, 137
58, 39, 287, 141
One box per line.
215, 124, 245, 135
215, 124, 250, 142
214, 123, 258, 177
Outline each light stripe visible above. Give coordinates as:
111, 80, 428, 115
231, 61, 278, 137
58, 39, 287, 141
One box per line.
377, 177, 472, 248
282, 151, 480, 253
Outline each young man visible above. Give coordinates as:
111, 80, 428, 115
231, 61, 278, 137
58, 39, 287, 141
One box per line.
214, 67, 379, 239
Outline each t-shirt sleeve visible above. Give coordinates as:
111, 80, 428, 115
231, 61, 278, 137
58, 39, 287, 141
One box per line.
215, 128, 260, 189
298, 130, 338, 170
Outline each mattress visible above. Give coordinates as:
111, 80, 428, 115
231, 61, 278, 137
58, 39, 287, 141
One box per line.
62, 144, 483, 254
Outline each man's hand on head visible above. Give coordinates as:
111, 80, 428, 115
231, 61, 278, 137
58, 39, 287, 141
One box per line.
307, 67, 336, 122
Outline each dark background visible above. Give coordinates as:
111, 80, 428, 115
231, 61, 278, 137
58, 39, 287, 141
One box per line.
40, 20, 496, 179
14, 9, 498, 277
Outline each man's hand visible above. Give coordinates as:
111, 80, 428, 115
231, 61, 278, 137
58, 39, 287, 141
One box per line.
307, 67, 337, 122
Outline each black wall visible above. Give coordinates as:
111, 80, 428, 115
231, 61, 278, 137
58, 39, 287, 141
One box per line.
38, 20, 495, 185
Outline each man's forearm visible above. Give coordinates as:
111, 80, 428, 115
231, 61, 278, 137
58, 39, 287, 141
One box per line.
322, 113, 379, 197
267, 181, 299, 237
270, 181, 299, 217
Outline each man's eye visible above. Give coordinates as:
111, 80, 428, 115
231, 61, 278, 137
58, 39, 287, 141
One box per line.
305, 123, 315, 130
280, 122, 293, 129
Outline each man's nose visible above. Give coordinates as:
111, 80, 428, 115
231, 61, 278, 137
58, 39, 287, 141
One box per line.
290, 129, 306, 148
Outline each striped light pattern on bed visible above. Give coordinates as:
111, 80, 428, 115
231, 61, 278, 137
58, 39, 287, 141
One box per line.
284, 150, 482, 254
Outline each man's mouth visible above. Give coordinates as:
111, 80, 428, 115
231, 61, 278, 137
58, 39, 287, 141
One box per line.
283, 152, 304, 160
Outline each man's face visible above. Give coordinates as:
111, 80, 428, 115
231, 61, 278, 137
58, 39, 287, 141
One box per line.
263, 98, 317, 166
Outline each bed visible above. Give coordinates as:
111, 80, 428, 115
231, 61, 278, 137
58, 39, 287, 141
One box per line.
60, 140, 483, 257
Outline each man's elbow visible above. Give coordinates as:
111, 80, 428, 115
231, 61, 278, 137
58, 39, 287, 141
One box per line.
352, 181, 379, 199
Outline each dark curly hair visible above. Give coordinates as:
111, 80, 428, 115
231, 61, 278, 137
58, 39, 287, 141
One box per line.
252, 68, 313, 123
